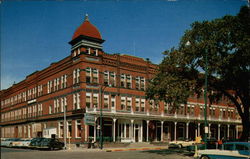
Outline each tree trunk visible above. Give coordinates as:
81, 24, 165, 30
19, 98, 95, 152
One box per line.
239, 115, 250, 142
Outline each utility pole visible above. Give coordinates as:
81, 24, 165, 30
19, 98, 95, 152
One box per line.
204, 48, 208, 149
63, 102, 67, 149
99, 85, 103, 149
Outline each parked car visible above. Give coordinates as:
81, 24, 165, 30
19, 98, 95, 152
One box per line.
39, 138, 64, 150
1, 138, 21, 147
9, 138, 23, 147
20, 138, 33, 147
197, 142, 250, 159
29, 138, 45, 148
1, 138, 9, 147
169, 138, 195, 148
187, 138, 217, 152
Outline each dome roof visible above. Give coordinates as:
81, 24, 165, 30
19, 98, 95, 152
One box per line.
72, 15, 102, 40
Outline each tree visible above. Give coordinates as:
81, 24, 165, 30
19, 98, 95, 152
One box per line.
146, 6, 250, 141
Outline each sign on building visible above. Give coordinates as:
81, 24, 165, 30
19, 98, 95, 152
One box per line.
84, 113, 95, 125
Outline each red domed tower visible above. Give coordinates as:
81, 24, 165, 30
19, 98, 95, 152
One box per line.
69, 14, 105, 57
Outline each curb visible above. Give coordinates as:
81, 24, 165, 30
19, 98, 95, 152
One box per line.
106, 147, 166, 152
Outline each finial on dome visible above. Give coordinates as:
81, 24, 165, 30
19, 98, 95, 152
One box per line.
85, 14, 89, 21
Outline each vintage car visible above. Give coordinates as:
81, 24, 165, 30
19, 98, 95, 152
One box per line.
196, 142, 250, 159
9, 138, 23, 147
39, 138, 64, 150
187, 138, 217, 152
20, 138, 33, 147
1, 138, 21, 147
29, 138, 46, 148
169, 138, 195, 148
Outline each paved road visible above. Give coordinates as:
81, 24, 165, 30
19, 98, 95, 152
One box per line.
1, 147, 193, 159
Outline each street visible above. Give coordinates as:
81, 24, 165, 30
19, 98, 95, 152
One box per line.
1, 147, 193, 159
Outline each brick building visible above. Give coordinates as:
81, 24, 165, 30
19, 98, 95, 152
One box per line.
0, 15, 242, 144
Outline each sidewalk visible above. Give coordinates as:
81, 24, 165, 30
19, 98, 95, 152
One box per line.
62, 143, 168, 152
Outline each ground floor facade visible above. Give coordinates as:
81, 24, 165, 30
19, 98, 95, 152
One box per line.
1, 110, 242, 144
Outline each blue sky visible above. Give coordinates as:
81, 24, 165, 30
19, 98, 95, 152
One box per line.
0, 0, 247, 90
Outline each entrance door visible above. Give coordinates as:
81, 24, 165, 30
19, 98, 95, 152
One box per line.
135, 129, 139, 142
164, 126, 170, 141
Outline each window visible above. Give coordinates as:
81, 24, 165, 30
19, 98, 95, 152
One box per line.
61, 74, 67, 88
135, 98, 140, 112
86, 67, 91, 83
104, 71, 109, 85
86, 93, 91, 108
151, 100, 159, 111
127, 97, 132, 111
135, 77, 140, 90
111, 95, 116, 109
73, 68, 80, 84
54, 100, 57, 113
95, 49, 98, 56
77, 48, 80, 55
49, 105, 53, 114
76, 120, 81, 138
220, 109, 223, 118
67, 121, 72, 138
56, 78, 60, 90
110, 72, 116, 86
177, 105, 184, 115
223, 109, 226, 118
92, 69, 98, 83
164, 103, 168, 114
61, 97, 67, 112
93, 94, 98, 108
121, 97, 126, 110
103, 71, 116, 86
126, 75, 131, 88
200, 106, 204, 116
73, 50, 76, 57
38, 85, 43, 96
22, 108, 26, 119
135, 77, 145, 90
57, 99, 60, 112
141, 99, 145, 112
188, 105, 195, 116
73, 93, 80, 110
47, 81, 53, 93
140, 77, 145, 90
104, 95, 109, 109
120, 74, 125, 88
210, 108, 215, 117
38, 104, 43, 116
59, 122, 64, 138
54, 79, 57, 91
88, 48, 91, 54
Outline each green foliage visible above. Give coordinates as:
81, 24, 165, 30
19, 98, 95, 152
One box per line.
146, 6, 250, 141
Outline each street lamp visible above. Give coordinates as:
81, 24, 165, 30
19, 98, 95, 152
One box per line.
99, 83, 110, 149
186, 41, 208, 148
63, 101, 67, 150
203, 48, 208, 149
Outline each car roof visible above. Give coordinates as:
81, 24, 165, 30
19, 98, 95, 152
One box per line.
224, 142, 250, 147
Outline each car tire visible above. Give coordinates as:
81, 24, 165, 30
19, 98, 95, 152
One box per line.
178, 144, 183, 148
200, 155, 210, 159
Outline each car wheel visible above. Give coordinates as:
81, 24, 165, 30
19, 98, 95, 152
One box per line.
178, 144, 183, 148
200, 155, 210, 159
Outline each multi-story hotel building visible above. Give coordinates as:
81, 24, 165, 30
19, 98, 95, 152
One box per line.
0, 15, 242, 144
